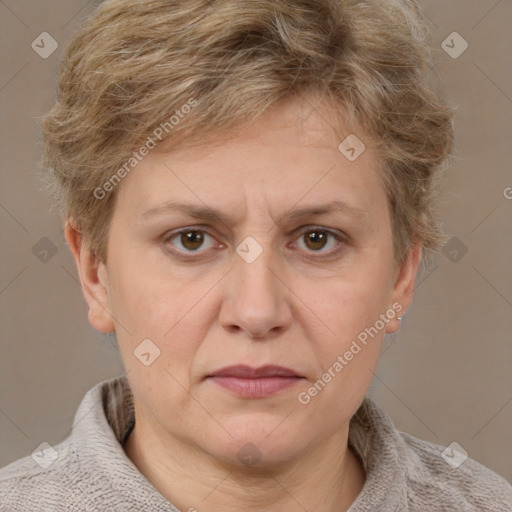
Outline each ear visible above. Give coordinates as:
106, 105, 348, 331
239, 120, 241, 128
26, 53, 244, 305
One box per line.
64, 219, 115, 333
386, 244, 422, 334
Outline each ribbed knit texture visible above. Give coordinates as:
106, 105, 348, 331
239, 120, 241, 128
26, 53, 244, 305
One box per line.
1, 376, 511, 511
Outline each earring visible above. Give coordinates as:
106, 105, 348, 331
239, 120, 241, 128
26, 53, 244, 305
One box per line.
397, 316, 402, 321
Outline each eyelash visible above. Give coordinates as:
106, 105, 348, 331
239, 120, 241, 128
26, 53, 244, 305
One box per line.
161, 225, 347, 261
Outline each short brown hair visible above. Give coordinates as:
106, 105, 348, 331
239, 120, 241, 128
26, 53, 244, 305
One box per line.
40, 0, 456, 274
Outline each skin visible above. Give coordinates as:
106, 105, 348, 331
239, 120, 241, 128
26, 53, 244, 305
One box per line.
66, 95, 421, 512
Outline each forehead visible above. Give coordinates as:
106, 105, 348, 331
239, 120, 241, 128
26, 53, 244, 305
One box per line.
113, 96, 386, 227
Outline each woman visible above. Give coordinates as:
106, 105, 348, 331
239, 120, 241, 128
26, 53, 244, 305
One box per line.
1, 0, 511, 510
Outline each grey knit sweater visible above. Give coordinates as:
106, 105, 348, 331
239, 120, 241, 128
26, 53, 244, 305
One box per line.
1, 376, 511, 511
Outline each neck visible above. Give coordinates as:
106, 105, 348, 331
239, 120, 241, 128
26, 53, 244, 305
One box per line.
124, 412, 366, 512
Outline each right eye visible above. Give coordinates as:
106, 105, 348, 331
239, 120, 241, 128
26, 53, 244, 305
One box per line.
163, 228, 220, 259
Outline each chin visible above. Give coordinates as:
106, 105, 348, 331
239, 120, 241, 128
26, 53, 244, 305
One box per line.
200, 417, 307, 468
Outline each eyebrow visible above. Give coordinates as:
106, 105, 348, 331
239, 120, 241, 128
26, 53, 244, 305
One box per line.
141, 199, 368, 226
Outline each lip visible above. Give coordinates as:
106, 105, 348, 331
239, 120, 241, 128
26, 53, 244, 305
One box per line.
208, 364, 302, 378
207, 365, 304, 398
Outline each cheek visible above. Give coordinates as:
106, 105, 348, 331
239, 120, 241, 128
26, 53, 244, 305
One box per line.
308, 267, 392, 335
297, 278, 388, 419
107, 258, 211, 379
111, 280, 205, 420
300, 264, 393, 382
106, 252, 187, 332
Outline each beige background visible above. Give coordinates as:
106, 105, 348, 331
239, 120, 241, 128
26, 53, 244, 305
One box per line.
1, 0, 511, 483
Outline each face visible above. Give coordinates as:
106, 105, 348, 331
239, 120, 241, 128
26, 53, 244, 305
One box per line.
69, 96, 419, 467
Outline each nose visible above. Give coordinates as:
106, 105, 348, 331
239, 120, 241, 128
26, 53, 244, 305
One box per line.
219, 242, 293, 340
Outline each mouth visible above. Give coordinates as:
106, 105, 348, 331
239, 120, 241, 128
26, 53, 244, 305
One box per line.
206, 365, 305, 398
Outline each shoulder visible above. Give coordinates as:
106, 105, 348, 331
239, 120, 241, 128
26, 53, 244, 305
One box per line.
0, 377, 127, 512
0, 439, 90, 512
399, 431, 512, 511
351, 397, 512, 511
0, 438, 126, 512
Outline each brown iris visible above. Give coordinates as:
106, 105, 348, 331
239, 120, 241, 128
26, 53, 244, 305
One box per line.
303, 230, 328, 251
180, 231, 205, 251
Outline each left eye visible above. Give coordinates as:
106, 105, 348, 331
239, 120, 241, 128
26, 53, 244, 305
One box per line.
293, 228, 343, 253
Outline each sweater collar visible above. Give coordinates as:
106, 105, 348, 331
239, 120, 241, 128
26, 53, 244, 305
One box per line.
71, 375, 407, 511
